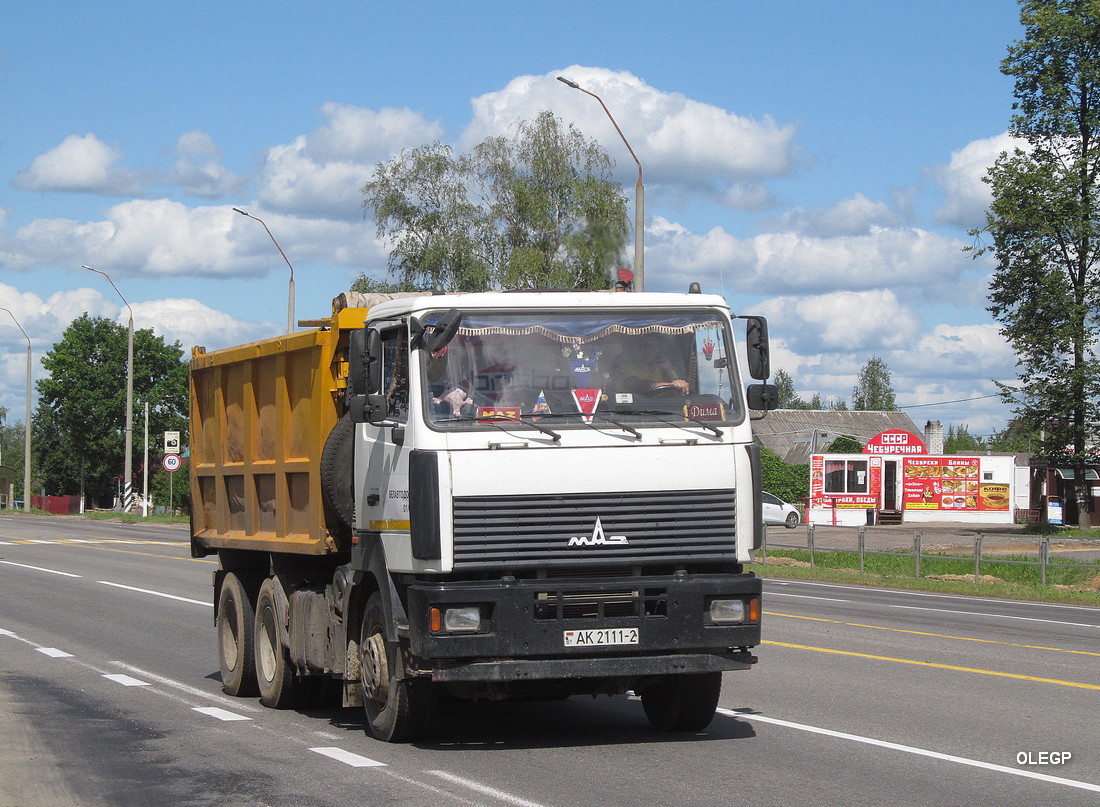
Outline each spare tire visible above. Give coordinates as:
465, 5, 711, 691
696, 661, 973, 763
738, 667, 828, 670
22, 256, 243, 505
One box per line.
321, 412, 355, 541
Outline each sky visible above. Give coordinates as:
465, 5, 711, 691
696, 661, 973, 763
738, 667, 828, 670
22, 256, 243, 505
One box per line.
1, 1, 1029, 440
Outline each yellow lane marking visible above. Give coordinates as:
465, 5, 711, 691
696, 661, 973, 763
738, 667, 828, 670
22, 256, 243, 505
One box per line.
765, 610, 1100, 658
762, 640, 1100, 690
15, 540, 217, 564
79, 545, 218, 563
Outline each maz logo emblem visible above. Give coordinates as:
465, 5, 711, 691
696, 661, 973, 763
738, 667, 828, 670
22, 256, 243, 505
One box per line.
567, 516, 628, 547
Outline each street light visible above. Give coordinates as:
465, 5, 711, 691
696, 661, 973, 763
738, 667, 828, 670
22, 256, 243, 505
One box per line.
557, 75, 645, 292
0, 308, 31, 512
232, 207, 296, 334
83, 265, 135, 513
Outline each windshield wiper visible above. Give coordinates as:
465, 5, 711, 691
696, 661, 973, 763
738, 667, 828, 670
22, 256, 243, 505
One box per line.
437, 414, 561, 443
534, 411, 641, 439
622, 409, 724, 438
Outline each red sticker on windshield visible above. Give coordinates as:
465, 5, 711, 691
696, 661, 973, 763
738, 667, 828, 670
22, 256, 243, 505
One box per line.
571, 389, 602, 423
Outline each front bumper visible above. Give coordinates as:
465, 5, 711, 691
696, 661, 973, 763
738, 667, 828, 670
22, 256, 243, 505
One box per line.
405, 572, 761, 683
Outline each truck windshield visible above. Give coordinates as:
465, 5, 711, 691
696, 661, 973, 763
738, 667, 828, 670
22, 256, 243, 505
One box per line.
422, 309, 744, 431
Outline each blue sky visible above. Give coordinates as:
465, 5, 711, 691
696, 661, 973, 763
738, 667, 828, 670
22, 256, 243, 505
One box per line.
2, 1, 1027, 437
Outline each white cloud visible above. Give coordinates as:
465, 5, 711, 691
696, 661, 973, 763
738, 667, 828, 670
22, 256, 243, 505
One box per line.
256, 103, 444, 218
167, 131, 247, 199
929, 132, 1025, 229
0, 282, 282, 417
768, 193, 905, 237
897, 323, 1014, 381
12, 134, 147, 196
644, 214, 970, 295
129, 298, 275, 351
2, 201, 386, 279
758, 289, 922, 353
462, 66, 800, 209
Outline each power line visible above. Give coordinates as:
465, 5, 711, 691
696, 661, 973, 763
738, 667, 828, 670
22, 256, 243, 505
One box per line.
897, 393, 1006, 409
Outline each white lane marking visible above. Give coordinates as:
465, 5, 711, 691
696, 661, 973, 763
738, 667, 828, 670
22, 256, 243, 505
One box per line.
765, 592, 851, 603
310, 747, 387, 768
887, 604, 1100, 629
37, 647, 74, 658
0, 560, 82, 577
193, 706, 252, 722
0, 628, 16, 636
721, 709, 1100, 794
766, 579, 1100, 613
104, 673, 151, 687
108, 661, 261, 712
98, 580, 212, 607
426, 770, 554, 807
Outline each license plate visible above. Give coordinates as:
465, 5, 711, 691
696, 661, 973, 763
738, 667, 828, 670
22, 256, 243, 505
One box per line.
563, 628, 639, 647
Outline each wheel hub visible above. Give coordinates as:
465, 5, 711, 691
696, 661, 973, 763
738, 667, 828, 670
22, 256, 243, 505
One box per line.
361, 632, 389, 704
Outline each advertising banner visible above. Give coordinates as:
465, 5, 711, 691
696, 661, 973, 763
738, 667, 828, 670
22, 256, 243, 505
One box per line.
902, 457, 1010, 512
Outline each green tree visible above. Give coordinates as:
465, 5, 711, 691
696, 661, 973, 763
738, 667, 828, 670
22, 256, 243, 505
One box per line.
988, 418, 1042, 453
851, 356, 897, 411
975, 0, 1100, 526
363, 110, 629, 292
759, 445, 809, 506
944, 424, 985, 454
33, 315, 189, 509
827, 435, 864, 453
773, 369, 803, 408
0, 410, 29, 504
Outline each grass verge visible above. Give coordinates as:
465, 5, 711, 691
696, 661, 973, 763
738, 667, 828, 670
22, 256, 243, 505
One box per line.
752, 549, 1100, 607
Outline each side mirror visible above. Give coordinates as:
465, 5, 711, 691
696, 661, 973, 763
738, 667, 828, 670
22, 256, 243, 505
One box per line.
747, 383, 779, 412
418, 309, 462, 354
363, 329, 388, 424
744, 316, 770, 380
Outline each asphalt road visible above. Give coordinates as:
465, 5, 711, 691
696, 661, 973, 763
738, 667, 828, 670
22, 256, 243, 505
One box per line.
1, 514, 1098, 807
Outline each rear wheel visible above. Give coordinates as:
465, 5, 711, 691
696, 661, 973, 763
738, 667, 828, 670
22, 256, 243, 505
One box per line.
217, 572, 257, 696
641, 672, 722, 732
254, 577, 299, 709
360, 592, 436, 742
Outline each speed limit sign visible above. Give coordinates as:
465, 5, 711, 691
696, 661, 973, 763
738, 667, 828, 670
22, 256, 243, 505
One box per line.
163, 454, 182, 472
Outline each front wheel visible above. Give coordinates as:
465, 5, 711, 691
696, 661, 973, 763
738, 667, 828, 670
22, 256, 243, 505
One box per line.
360, 592, 436, 742
640, 672, 722, 732
785, 511, 800, 529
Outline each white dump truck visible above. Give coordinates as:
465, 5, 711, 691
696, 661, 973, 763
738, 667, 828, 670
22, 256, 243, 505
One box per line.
190, 287, 775, 741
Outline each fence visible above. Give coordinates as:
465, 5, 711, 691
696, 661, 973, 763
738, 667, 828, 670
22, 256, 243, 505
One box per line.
760, 524, 1100, 587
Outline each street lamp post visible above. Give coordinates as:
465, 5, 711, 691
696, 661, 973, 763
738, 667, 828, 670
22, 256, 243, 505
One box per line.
83, 265, 135, 513
0, 308, 32, 511
557, 76, 645, 292
232, 207, 296, 333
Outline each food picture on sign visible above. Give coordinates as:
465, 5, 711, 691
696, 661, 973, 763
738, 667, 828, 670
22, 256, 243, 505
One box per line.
902, 458, 987, 511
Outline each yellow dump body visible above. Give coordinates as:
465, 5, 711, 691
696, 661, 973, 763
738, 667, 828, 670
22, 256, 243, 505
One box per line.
189, 308, 366, 556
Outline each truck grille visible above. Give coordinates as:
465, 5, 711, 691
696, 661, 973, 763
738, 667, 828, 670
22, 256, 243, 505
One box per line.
451, 488, 736, 570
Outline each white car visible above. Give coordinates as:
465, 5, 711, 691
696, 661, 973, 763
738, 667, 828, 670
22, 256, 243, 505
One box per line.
762, 491, 800, 529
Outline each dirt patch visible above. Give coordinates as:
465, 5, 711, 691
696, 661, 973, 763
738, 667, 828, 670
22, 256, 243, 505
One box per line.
762, 556, 811, 567
926, 573, 1006, 584
1053, 572, 1100, 592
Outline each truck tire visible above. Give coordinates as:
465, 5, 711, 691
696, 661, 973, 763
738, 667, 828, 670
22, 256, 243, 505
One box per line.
640, 672, 722, 732
359, 592, 436, 742
254, 577, 299, 709
320, 412, 355, 540
217, 572, 258, 697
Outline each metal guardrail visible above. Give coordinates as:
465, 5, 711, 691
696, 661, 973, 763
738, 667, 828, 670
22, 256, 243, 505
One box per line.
759, 524, 1100, 586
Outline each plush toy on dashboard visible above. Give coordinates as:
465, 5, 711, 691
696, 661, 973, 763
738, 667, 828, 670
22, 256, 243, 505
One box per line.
433, 382, 474, 416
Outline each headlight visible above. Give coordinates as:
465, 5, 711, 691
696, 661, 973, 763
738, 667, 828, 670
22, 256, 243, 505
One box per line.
709, 599, 746, 624
431, 606, 482, 633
